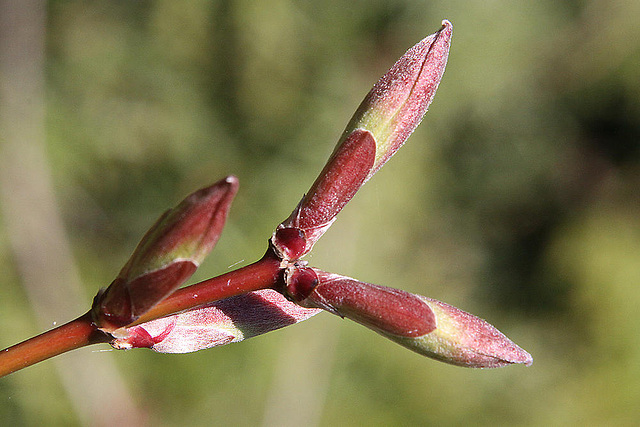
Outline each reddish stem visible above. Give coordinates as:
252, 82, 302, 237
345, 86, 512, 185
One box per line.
0, 249, 284, 377
133, 249, 283, 325
0, 311, 110, 378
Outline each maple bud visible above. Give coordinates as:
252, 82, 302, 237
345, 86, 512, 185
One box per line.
395, 297, 533, 368
93, 176, 239, 330
272, 21, 452, 260
285, 267, 532, 368
348, 19, 452, 178
111, 289, 320, 353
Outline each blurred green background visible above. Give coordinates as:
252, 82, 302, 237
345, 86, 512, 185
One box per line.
1, 0, 639, 425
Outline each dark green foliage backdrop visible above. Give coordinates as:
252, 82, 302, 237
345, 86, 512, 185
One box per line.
1, 0, 639, 425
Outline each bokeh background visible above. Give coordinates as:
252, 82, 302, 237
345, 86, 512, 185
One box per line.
1, 0, 639, 425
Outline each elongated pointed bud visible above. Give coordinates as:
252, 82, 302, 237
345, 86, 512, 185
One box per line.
272, 129, 376, 260
285, 267, 532, 368
392, 297, 533, 368
93, 176, 239, 330
111, 289, 320, 353
349, 20, 452, 178
272, 21, 452, 260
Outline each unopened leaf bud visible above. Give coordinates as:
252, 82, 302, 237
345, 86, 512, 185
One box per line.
287, 268, 532, 368
273, 21, 452, 260
93, 176, 239, 330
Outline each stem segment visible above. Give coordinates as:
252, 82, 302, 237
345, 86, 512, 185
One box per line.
0, 250, 284, 377
134, 249, 283, 325
0, 312, 110, 377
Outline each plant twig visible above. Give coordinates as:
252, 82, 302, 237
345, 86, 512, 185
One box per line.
0, 250, 283, 377
133, 249, 283, 325
0, 312, 109, 377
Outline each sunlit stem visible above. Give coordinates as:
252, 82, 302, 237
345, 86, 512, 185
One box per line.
133, 249, 283, 325
0, 249, 284, 377
0, 312, 110, 377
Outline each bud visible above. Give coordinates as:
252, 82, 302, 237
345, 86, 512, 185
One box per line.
391, 297, 533, 368
93, 176, 239, 330
285, 267, 532, 368
272, 21, 452, 260
272, 129, 376, 260
349, 19, 452, 178
111, 289, 320, 353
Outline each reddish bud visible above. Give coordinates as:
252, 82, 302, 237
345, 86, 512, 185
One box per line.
348, 20, 452, 178
284, 265, 320, 302
403, 297, 534, 368
111, 289, 320, 353
272, 129, 375, 260
272, 227, 308, 261
272, 21, 451, 260
288, 269, 436, 338
287, 268, 532, 368
93, 176, 239, 330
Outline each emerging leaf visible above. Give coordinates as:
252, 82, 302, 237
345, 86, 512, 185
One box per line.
111, 289, 320, 353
